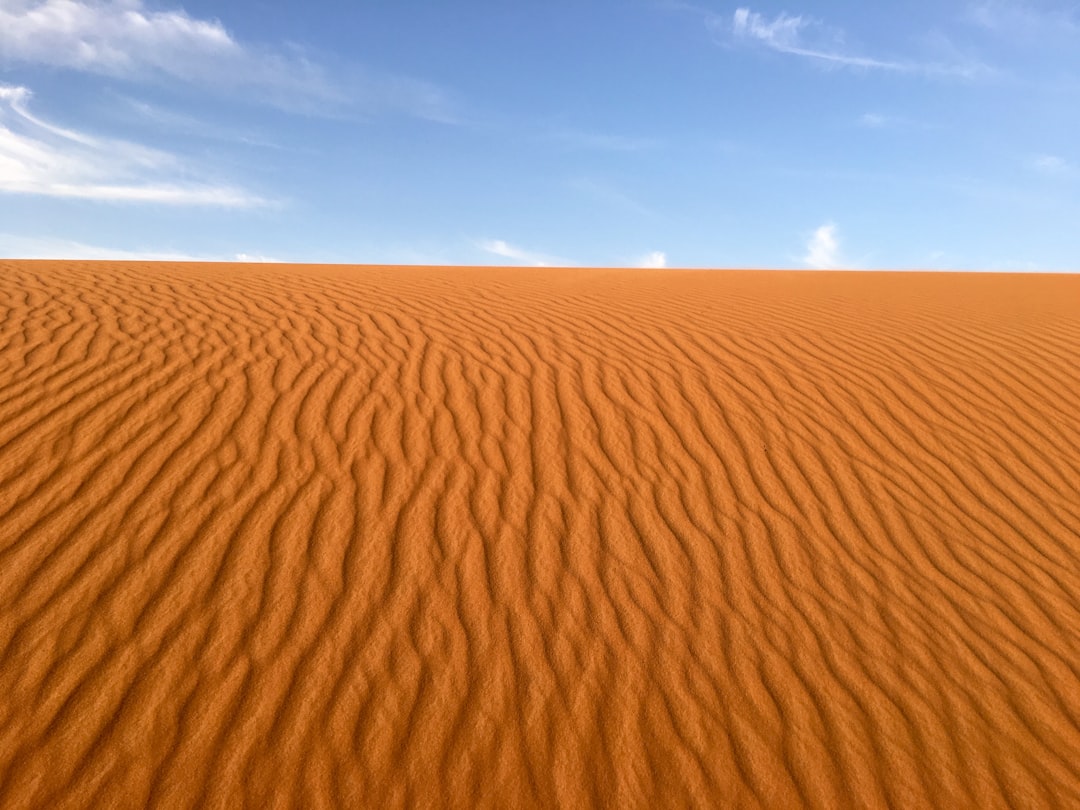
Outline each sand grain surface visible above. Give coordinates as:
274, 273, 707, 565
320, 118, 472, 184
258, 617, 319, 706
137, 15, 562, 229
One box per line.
1, 261, 1079, 808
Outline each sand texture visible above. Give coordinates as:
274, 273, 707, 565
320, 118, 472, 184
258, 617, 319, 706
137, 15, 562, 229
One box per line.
1, 261, 1079, 808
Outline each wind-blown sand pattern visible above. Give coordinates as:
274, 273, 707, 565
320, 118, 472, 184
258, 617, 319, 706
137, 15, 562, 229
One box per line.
1, 261, 1079, 808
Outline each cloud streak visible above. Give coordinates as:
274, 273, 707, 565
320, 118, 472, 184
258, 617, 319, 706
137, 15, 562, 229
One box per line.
0, 0, 282, 83
0, 233, 276, 261
0, 83, 268, 205
0, 0, 456, 119
727, 8, 987, 78
477, 239, 566, 267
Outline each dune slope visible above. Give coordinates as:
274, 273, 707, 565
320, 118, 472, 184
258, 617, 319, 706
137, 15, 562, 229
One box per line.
1, 261, 1079, 808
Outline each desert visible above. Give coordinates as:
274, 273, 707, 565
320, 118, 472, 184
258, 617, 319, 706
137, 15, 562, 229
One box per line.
1, 260, 1079, 808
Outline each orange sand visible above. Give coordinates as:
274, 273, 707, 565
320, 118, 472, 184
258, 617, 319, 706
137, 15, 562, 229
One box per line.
1, 261, 1079, 808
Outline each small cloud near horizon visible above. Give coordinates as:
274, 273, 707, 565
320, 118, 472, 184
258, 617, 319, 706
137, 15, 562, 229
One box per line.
635, 251, 668, 268
803, 223, 844, 269
0, 233, 277, 261
477, 239, 564, 267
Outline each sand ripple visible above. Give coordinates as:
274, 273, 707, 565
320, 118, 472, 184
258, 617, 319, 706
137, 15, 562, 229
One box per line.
1, 261, 1079, 808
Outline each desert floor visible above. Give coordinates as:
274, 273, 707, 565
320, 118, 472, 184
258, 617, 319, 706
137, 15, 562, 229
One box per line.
1, 261, 1079, 808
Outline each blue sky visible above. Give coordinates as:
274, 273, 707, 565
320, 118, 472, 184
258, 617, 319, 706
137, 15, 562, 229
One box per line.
1, 0, 1078, 269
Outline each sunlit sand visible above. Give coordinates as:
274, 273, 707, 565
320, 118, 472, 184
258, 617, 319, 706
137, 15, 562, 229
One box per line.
1, 261, 1078, 807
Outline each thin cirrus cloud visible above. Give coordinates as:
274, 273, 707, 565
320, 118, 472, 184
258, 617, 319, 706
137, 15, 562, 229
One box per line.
725, 7, 988, 78
478, 240, 670, 269
0, 0, 456, 120
0, 232, 278, 261
0, 84, 268, 206
477, 239, 567, 267
0, 0, 323, 96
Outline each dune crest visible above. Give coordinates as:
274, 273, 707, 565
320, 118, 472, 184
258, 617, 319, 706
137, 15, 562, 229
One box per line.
1, 261, 1079, 808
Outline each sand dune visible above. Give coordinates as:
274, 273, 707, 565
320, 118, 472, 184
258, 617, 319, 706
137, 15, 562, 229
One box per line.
1, 260, 1079, 808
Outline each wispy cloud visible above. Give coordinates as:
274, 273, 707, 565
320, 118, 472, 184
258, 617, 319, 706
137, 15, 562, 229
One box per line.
1029, 154, 1076, 177
0, 0, 313, 89
0, 83, 268, 205
803, 223, 844, 269
635, 251, 668, 268
233, 253, 280, 263
473, 240, 679, 269
0, 0, 456, 119
725, 8, 988, 78
0, 233, 276, 261
476, 239, 566, 267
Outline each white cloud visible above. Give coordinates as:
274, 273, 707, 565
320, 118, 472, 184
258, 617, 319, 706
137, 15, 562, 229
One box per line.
476, 243, 671, 269
803, 223, 844, 269
233, 253, 279, 263
0, 0, 455, 119
0, 1, 265, 82
635, 251, 667, 268
732, 8, 814, 52
727, 8, 987, 78
477, 239, 565, 267
0, 233, 275, 261
0, 83, 268, 205
858, 112, 889, 128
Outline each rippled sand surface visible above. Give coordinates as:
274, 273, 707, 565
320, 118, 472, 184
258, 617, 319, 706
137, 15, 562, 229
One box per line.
1, 261, 1079, 808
